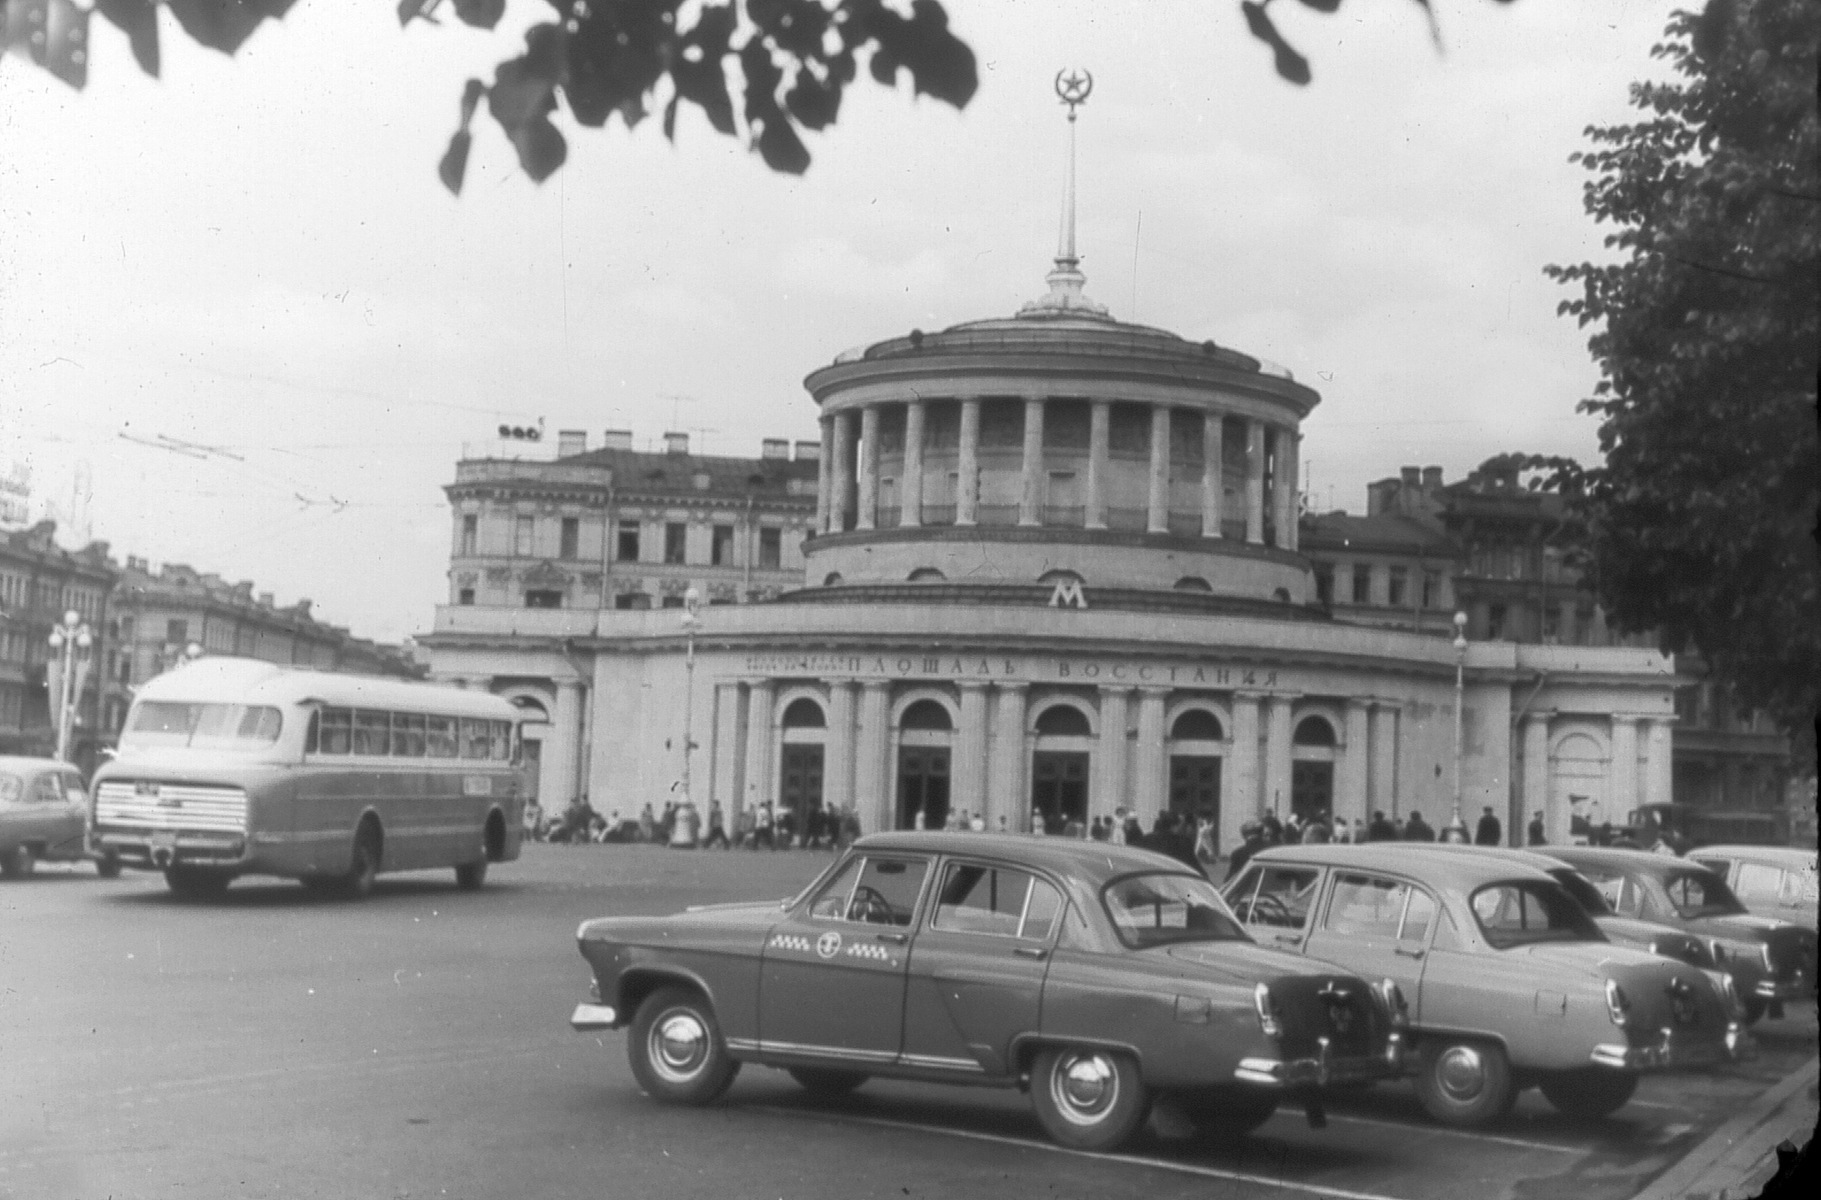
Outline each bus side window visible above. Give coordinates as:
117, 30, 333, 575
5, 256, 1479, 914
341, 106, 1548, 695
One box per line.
319, 708, 353, 755
394, 713, 427, 757
490, 720, 511, 760
426, 716, 458, 758
305, 711, 320, 754
353, 710, 390, 756
461, 718, 489, 760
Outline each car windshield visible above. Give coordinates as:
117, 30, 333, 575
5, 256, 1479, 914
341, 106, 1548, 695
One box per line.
1103, 873, 1246, 949
1663, 869, 1748, 919
0, 773, 21, 804
1547, 868, 1614, 915
1469, 880, 1602, 948
121, 701, 283, 750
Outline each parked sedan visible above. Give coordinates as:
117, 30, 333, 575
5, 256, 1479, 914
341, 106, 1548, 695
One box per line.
1541, 846, 1818, 1022
1222, 844, 1745, 1128
0, 756, 120, 879
1687, 845, 1818, 933
571, 832, 1406, 1152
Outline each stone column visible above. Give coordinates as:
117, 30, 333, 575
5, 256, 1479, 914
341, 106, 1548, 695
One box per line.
1201, 411, 1224, 538
711, 682, 744, 811
991, 684, 1029, 830
1095, 686, 1131, 821
1264, 693, 1295, 821
814, 415, 834, 534
826, 680, 857, 816
1523, 711, 1554, 844
829, 411, 854, 533
1147, 405, 1171, 534
547, 679, 585, 808
1019, 397, 1045, 525
1370, 700, 1399, 820
954, 682, 990, 821
857, 405, 881, 532
900, 400, 926, 528
1281, 431, 1301, 551
1245, 419, 1266, 545
1086, 400, 1110, 530
1230, 693, 1263, 836
1133, 688, 1169, 825
957, 397, 981, 527
742, 680, 776, 813
855, 681, 891, 833
1339, 698, 1371, 830
1643, 717, 1674, 809
1609, 715, 1639, 822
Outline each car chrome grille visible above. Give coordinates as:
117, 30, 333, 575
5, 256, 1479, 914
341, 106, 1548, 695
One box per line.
95, 781, 249, 834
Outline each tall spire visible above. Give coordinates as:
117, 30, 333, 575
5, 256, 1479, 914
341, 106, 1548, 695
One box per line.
1020, 68, 1109, 319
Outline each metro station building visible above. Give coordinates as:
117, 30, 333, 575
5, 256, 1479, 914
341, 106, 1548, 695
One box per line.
422, 230, 1680, 850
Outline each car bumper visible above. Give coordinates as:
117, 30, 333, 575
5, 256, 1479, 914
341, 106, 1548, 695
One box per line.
1235, 1032, 1405, 1087
1590, 1023, 1752, 1071
570, 1003, 620, 1031
1752, 976, 1813, 1001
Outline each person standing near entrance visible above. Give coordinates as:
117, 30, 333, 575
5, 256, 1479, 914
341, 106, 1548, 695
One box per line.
1225, 822, 1266, 882
755, 802, 774, 850
1110, 808, 1129, 846
702, 802, 729, 849
1194, 816, 1219, 868
1475, 806, 1502, 846
1031, 809, 1047, 836
1403, 810, 1436, 842
1527, 810, 1547, 846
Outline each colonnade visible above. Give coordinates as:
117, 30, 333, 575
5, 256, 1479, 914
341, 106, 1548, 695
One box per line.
814, 397, 1300, 550
1522, 711, 1677, 845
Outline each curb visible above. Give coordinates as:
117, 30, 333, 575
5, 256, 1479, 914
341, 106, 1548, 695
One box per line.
1632, 1055, 1819, 1200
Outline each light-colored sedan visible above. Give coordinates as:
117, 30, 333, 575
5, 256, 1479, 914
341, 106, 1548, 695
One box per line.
1688, 845, 1818, 933
0, 756, 120, 879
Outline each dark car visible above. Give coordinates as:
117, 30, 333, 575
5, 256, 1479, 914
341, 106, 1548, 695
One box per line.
571, 831, 1406, 1152
1540, 846, 1818, 1023
0, 756, 121, 879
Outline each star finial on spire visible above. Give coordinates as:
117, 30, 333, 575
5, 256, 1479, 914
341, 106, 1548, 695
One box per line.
1020, 68, 1109, 320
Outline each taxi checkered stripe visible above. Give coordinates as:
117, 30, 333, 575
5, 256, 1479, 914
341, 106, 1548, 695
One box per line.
769, 933, 814, 953
845, 942, 892, 962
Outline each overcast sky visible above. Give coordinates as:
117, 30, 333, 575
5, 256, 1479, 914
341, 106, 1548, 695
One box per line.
0, 0, 1678, 643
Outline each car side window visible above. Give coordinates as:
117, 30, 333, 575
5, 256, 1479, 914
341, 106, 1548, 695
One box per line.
1584, 869, 1640, 918
1430, 906, 1466, 951
933, 863, 1036, 938
1236, 865, 1322, 931
1399, 888, 1436, 945
62, 775, 86, 805
807, 857, 864, 921
1734, 863, 1782, 904
33, 775, 63, 805
1323, 873, 1409, 938
1019, 879, 1064, 942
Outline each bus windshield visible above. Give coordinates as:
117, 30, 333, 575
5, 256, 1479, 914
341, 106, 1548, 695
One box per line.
123, 701, 284, 750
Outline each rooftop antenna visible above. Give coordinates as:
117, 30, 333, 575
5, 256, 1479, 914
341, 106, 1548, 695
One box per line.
1019, 68, 1108, 318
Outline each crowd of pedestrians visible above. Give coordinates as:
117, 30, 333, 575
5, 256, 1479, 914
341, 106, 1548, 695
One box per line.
524, 794, 864, 851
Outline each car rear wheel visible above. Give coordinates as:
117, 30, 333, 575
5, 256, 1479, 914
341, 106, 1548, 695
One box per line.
2, 845, 35, 879
1414, 1038, 1516, 1128
787, 1067, 868, 1097
1174, 1085, 1280, 1140
95, 848, 123, 879
164, 866, 232, 899
1538, 1068, 1638, 1119
454, 859, 488, 890
627, 986, 740, 1105
1029, 1045, 1151, 1152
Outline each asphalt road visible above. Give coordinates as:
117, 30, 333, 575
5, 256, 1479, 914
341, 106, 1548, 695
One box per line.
1, 845, 1813, 1200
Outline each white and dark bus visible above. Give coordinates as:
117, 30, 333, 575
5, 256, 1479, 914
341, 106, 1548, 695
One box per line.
92, 657, 526, 898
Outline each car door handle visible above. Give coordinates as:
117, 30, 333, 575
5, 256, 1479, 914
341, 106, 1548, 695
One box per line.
1013, 947, 1048, 960
1394, 946, 1425, 960
875, 932, 908, 945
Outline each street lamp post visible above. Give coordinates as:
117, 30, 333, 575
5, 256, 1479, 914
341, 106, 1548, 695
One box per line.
46, 609, 94, 764
1443, 610, 1470, 844
679, 586, 701, 805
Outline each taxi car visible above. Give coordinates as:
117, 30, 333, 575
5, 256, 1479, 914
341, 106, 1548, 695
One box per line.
1222, 844, 1745, 1128
1541, 846, 1817, 1022
571, 832, 1407, 1151
0, 756, 121, 879
1687, 845, 1818, 933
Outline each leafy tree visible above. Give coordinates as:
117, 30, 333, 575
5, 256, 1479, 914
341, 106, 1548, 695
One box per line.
1543, 0, 1819, 743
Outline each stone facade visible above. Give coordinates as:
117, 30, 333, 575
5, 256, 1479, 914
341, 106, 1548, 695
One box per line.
0, 520, 116, 769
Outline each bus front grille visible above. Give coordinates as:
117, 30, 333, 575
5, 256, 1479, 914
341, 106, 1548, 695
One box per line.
96, 782, 249, 834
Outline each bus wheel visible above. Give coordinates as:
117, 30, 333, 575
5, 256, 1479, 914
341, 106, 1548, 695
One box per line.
165, 866, 231, 899
455, 859, 488, 890
339, 823, 381, 899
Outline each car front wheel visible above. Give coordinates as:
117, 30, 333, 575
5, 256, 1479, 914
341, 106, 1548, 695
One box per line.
1538, 1068, 1638, 1119
1413, 1038, 1516, 1128
627, 986, 740, 1105
1029, 1045, 1151, 1152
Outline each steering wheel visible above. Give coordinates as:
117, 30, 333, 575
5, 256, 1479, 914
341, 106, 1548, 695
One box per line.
848, 885, 897, 925
1249, 892, 1293, 926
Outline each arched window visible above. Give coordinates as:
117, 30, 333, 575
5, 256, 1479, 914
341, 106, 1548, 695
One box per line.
822, 572, 843, 587
781, 698, 826, 729
901, 699, 952, 730
1034, 705, 1091, 736
1038, 569, 1086, 586
512, 696, 550, 723
1171, 710, 1223, 741
1173, 576, 1213, 593
908, 568, 946, 582
1293, 716, 1337, 747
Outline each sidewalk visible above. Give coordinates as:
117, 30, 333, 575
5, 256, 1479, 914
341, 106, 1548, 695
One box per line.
1633, 1055, 1818, 1200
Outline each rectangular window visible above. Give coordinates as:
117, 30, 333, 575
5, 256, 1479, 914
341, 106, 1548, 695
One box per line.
665, 522, 688, 564
391, 712, 427, 757
560, 517, 579, 559
1314, 565, 1334, 606
353, 710, 391, 755
460, 718, 492, 760
1388, 567, 1408, 607
1542, 605, 1561, 642
1420, 571, 1439, 609
660, 595, 685, 609
1231, 865, 1322, 931
1350, 567, 1371, 605
934, 863, 1037, 938
614, 592, 649, 610
514, 515, 534, 556
758, 527, 782, 568
1323, 873, 1411, 938
461, 514, 477, 555
166, 619, 188, 645
1487, 603, 1508, 641
490, 720, 513, 761
426, 716, 459, 758
318, 708, 353, 754
616, 520, 641, 562
808, 855, 930, 926
524, 590, 562, 609
458, 588, 476, 606
711, 524, 735, 566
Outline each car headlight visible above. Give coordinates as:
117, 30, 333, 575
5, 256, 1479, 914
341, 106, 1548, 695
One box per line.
1605, 978, 1631, 1027
1253, 982, 1284, 1038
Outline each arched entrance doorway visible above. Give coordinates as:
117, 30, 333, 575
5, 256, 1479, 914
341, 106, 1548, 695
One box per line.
1168, 708, 1223, 829
508, 695, 551, 807
778, 697, 826, 843
897, 699, 952, 830
1551, 732, 1607, 844
1031, 703, 1092, 833
1291, 715, 1337, 823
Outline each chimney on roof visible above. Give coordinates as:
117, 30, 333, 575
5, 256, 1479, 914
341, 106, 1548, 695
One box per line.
793, 440, 820, 462
1366, 480, 1396, 517
258, 592, 274, 607
557, 429, 588, 458
602, 429, 633, 451
1400, 466, 1421, 487
1422, 466, 1443, 490
761, 438, 789, 461
663, 431, 689, 455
